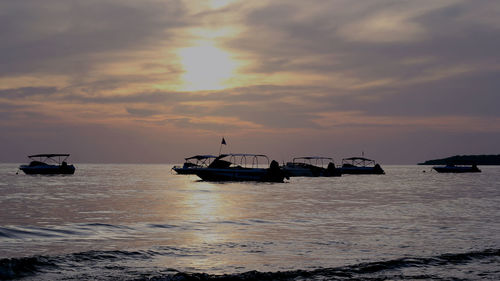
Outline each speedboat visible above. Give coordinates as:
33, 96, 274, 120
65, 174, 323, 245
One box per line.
189, 153, 287, 182
19, 154, 76, 175
172, 155, 217, 174
433, 164, 481, 173
283, 157, 341, 177
340, 157, 385, 174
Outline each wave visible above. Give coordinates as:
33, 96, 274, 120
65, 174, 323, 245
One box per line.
0, 223, 140, 241
1, 248, 498, 280
144, 249, 500, 280
0, 256, 56, 280
0, 250, 153, 280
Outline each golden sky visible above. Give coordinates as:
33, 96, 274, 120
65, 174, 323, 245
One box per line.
2, 0, 500, 163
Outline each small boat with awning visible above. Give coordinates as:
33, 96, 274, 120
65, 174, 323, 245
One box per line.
283, 157, 341, 177
19, 154, 76, 175
189, 153, 287, 182
340, 157, 385, 175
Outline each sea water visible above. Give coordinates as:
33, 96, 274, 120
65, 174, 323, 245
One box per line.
0, 164, 499, 280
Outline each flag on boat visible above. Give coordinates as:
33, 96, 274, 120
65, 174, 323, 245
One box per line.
221, 137, 227, 145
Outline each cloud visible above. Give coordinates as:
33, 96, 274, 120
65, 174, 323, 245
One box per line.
227, 0, 500, 84
313, 70, 500, 118
0, 87, 58, 99
2, 0, 500, 163
0, 0, 190, 77
336, 1, 460, 43
125, 107, 163, 117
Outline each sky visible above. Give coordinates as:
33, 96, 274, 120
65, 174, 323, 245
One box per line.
1, 0, 500, 164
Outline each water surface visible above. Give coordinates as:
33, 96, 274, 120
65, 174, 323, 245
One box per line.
1, 164, 499, 280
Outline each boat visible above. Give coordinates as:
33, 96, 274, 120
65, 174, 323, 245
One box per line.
172, 155, 217, 175
189, 153, 287, 182
19, 154, 76, 175
283, 157, 341, 177
340, 157, 385, 174
433, 164, 481, 173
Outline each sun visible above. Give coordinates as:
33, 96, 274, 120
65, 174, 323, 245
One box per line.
178, 41, 237, 91
208, 0, 236, 9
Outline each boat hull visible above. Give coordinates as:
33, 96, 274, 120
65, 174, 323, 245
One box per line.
192, 167, 285, 182
284, 167, 318, 177
283, 164, 341, 177
172, 167, 198, 175
340, 166, 385, 175
433, 166, 481, 173
19, 165, 76, 175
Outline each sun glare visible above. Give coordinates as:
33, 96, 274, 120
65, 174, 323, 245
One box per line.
178, 41, 237, 91
208, 0, 236, 9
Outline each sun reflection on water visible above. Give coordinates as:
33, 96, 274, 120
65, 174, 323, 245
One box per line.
177, 180, 254, 272
187, 181, 221, 221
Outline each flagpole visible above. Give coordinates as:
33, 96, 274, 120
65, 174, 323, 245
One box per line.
219, 137, 226, 156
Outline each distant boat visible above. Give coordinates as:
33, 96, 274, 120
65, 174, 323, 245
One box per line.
340, 157, 385, 175
19, 154, 76, 175
172, 155, 217, 175
189, 153, 287, 182
433, 164, 481, 173
283, 157, 341, 177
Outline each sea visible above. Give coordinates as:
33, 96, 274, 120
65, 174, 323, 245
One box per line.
0, 164, 499, 280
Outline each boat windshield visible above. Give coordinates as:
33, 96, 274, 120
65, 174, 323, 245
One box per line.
185, 155, 216, 166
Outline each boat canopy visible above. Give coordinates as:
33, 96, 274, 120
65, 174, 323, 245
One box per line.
29, 154, 70, 158
219, 153, 268, 158
27, 154, 71, 164
293, 156, 333, 161
185, 155, 217, 161
295, 156, 332, 160
342, 157, 376, 167
292, 157, 334, 167
342, 157, 373, 161
218, 153, 270, 167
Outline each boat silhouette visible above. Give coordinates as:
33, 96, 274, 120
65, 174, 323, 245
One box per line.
19, 154, 76, 175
